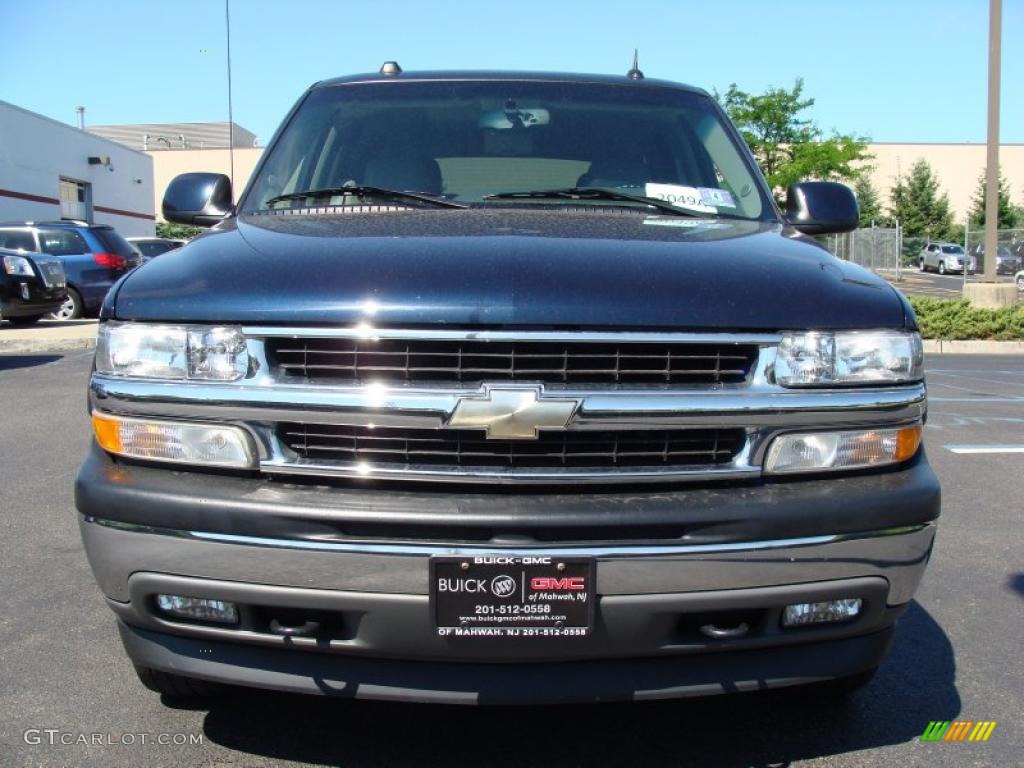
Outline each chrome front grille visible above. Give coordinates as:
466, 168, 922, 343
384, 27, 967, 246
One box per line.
266, 337, 759, 386
278, 423, 746, 470
89, 326, 929, 485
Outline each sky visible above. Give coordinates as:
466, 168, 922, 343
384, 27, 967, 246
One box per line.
1, 0, 1021, 146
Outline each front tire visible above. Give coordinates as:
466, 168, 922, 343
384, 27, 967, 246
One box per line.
7, 314, 45, 326
938, 261, 946, 275
133, 665, 223, 699
50, 287, 83, 320
1016, 274, 1024, 293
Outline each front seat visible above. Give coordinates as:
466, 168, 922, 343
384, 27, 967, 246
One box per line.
576, 160, 650, 189
362, 155, 443, 194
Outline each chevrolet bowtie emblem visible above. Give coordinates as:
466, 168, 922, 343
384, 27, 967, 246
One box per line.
447, 386, 580, 440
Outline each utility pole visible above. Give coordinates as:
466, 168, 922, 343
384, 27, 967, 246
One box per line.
983, 0, 1000, 282
965, 0, 1014, 306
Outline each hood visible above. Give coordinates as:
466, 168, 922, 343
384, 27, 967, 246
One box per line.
111, 208, 906, 330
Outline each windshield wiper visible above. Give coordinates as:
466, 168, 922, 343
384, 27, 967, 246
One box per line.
483, 187, 703, 217
265, 185, 468, 209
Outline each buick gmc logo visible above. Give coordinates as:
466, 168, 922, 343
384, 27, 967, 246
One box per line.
531, 576, 586, 591
490, 575, 517, 598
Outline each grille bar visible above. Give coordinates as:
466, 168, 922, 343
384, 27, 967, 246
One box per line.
278, 424, 745, 470
268, 339, 759, 385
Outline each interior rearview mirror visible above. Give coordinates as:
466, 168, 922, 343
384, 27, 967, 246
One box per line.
162, 172, 233, 227
479, 107, 550, 130
785, 181, 859, 235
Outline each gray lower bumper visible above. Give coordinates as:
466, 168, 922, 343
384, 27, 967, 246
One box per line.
82, 517, 932, 699
82, 516, 931, 664
81, 516, 935, 605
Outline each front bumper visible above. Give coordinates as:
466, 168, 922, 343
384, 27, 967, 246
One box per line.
0, 278, 66, 317
77, 443, 938, 701
98, 527, 915, 702
119, 620, 897, 704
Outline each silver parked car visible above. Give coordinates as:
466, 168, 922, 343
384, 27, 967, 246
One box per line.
919, 243, 973, 275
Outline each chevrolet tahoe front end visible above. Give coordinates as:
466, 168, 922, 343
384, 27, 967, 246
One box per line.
76, 69, 939, 704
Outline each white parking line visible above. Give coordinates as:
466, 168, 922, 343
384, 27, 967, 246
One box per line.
929, 379, 1024, 390
944, 445, 1024, 454
929, 370, 1024, 375
928, 371, 1024, 388
930, 397, 1024, 403
927, 380, 1000, 395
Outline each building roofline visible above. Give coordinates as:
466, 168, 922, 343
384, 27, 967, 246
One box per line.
868, 141, 1024, 147
0, 100, 152, 159
88, 120, 245, 126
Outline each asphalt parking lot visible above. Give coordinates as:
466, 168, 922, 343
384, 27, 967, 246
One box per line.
0, 350, 1021, 768
882, 269, 1023, 302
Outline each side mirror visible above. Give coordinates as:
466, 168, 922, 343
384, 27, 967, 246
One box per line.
162, 172, 233, 227
785, 181, 859, 235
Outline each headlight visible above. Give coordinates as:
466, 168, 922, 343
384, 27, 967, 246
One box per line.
92, 412, 255, 468
764, 426, 922, 475
3, 254, 34, 277
774, 331, 923, 387
96, 322, 249, 381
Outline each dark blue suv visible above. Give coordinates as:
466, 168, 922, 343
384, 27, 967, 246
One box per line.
0, 221, 140, 319
77, 70, 938, 705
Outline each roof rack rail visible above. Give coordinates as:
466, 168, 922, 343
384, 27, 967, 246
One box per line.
2, 219, 92, 227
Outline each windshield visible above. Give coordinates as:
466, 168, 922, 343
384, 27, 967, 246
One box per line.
941, 245, 964, 254
242, 80, 771, 220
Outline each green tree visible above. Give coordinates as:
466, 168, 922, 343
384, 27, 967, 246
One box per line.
967, 168, 1019, 229
156, 221, 203, 240
852, 175, 885, 227
887, 160, 953, 239
717, 79, 871, 200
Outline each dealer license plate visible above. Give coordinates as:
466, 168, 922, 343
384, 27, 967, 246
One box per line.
431, 556, 595, 638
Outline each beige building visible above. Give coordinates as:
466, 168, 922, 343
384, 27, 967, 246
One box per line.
145, 143, 1024, 222
865, 143, 1024, 223
150, 147, 263, 212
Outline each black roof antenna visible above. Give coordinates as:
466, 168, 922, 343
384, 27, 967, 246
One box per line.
626, 49, 644, 80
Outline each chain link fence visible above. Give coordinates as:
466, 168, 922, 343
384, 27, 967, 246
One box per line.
823, 226, 1024, 290
822, 227, 902, 275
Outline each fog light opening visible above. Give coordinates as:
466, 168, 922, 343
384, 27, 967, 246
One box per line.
782, 598, 862, 628
155, 594, 239, 624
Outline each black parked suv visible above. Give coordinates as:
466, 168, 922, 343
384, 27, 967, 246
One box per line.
1, 246, 67, 324
77, 68, 939, 704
